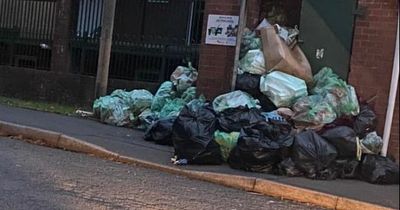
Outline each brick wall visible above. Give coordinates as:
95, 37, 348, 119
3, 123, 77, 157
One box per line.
348, 0, 399, 160
197, 0, 399, 161
197, 0, 261, 99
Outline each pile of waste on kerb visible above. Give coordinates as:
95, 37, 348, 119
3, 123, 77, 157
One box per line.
93, 20, 399, 185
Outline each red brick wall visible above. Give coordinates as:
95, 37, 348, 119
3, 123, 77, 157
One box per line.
197, 0, 261, 99
348, 0, 399, 160
197, 0, 399, 161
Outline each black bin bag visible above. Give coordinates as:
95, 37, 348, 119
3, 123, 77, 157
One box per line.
235, 73, 261, 97
277, 158, 304, 177
292, 130, 338, 179
334, 159, 360, 179
321, 126, 358, 159
359, 154, 399, 185
218, 107, 265, 132
144, 117, 176, 146
235, 73, 277, 112
353, 105, 377, 138
172, 103, 222, 165
228, 121, 295, 173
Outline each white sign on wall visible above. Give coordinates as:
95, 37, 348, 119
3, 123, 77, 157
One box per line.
205, 14, 239, 46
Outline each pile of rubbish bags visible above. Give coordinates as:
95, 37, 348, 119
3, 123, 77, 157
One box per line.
93, 21, 399, 185
93, 62, 202, 130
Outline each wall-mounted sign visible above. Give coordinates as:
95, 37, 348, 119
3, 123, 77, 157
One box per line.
205, 14, 239, 46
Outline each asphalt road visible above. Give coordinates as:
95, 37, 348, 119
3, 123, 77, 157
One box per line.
0, 137, 321, 210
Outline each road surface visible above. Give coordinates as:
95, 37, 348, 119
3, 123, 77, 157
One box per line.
0, 137, 321, 210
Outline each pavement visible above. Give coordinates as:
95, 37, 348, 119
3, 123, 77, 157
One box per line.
0, 104, 399, 209
0, 137, 320, 210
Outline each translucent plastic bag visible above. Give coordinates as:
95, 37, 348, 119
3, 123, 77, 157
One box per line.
93, 96, 132, 127
170, 63, 198, 94
213, 90, 260, 113
214, 131, 240, 162
151, 81, 176, 112
312, 67, 360, 117
159, 98, 186, 118
361, 132, 383, 155
128, 90, 154, 113
292, 95, 337, 127
238, 49, 267, 75
138, 109, 159, 130
181, 87, 197, 103
260, 71, 307, 108
240, 28, 262, 59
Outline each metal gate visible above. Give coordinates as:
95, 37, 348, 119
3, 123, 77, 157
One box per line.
299, 0, 358, 80
71, 0, 204, 83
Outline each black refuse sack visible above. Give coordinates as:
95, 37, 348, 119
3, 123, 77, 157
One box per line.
353, 105, 377, 138
218, 107, 265, 132
144, 117, 176, 146
235, 73, 277, 112
258, 95, 278, 112
321, 126, 358, 159
235, 73, 261, 96
334, 159, 360, 179
228, 121, 295, 173
292, 130, 338, 179
359, 154, 399, 185
172, 103, 223, 165
277, 158, 304, 177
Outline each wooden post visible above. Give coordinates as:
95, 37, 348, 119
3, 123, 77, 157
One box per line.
231, 0, 247, 91
94, 0, 117, 98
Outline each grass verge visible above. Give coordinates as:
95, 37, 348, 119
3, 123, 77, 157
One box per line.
0, 96, 77, 115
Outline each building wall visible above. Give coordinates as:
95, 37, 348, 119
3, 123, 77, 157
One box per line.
197, 0, 260, 99
197, 0, 399, 161
348, 0, 399, 161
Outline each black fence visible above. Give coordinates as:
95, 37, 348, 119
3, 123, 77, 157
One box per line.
71, 0, 204, 83
0, 0, 204, 83
0, 0, 56, 70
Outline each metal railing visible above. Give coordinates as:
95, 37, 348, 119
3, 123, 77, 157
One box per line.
71, 0, 204, 83
0, 0, 56, 70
